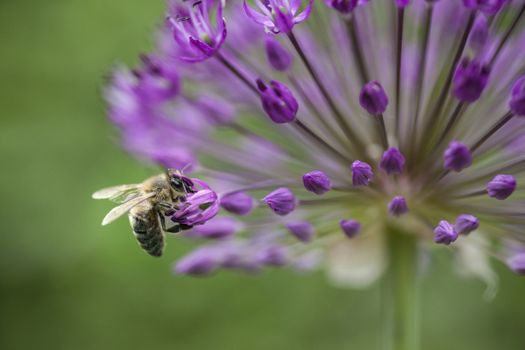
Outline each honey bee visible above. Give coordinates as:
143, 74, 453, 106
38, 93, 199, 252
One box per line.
92, 169, 196, 257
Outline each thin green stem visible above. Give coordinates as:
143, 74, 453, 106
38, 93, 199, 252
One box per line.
382, 227, 420, 350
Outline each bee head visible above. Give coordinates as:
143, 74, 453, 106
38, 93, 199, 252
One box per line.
167, 169, 196, 194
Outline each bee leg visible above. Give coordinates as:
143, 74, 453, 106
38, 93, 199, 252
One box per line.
158, 212, 185, 234
158, 213, 168, 232
157, 201, 179, 216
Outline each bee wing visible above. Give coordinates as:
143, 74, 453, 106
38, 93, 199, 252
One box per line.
92, 184, 140, 201
101, 192, 156, 226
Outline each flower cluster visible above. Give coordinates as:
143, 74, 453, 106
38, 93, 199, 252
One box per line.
105, 0, 525, 286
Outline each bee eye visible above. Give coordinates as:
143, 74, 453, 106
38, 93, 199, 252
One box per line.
170, 177, 184, 191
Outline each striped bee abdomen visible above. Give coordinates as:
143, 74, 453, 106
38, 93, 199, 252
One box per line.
129, 207, 164, 257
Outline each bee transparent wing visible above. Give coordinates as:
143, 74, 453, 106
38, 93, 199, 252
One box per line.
92, 184, 141, 202
101, 192, 156, 226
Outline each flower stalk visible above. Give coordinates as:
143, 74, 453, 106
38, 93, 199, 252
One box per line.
382, 226, 420, 350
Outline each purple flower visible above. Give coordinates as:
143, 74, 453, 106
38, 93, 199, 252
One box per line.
256, 245, 289, 266
302, 170, 332, 194
455, 214, 479, 235
388, 196, 409, 217
244, 0, 313, 34
452, 58, 490, 103
188, 217, 242, 239
257, 79, 298, 123
324, 0, 359, 13
352, 160, 373, 187
166, 0, 226, 62
507, 253, 525, 275
340, 219, 361, 239
134, 55, 180, 104
103, 0, 525, 280
286, 221, 315, 242
265, 36, 293, 71
444, 141, 472, 172
487, 174, 517, 200
510, 75, 525, 116
174, 247, 220, 275
379, 147, 405, 175
220, 192, 255, 216
171, 181, 220, 225
263, 187, 297, 215
433, 220, 458, 245
359, 81, 389, 115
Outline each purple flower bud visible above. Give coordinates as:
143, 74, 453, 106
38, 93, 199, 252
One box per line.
265, 36, 292, 71
359, 81, 389, 115
256, 245, 288, 266
188, 217, 242, 239
174, 247, 219, 275
220, 191, 255, 216
463, 0, 507, 15
487, 174, 517, 200
443, 141, 472, 172
340, 219, 361, 239
244, 0, 314, 34
257, 79, 298, 124
455, 214, 479, 235
395, 0, 410, 8
352, 160, 374, 187
324, 0, 358, 13
510, 75, 525, 116
507, 253, 525, 275
468, 16, 489, 53
433, 220, 458, 245
263, 187, 297, 216
388, 196, 409, 216
452, 58, 490, 103
286, 221, 315, 242
302, 170, 332, 195
379, 147, 405, 175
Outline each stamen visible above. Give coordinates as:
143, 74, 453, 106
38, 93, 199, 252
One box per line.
470, 111, 514, 154
418, 11, 476, 154
408, 4, 433, 160
489, 3, 525, 66
394, 7, 405, 139
344, 15, 370, 85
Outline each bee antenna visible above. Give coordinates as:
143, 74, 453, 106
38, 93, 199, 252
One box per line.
181, 163, 192, 173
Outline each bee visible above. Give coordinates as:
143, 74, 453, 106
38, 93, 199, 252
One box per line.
92, 169, 196, 257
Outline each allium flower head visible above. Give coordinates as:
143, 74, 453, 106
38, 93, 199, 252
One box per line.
105, 0, 525, 283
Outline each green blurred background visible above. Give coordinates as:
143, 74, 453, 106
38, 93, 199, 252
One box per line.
1, 1, 525, 349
